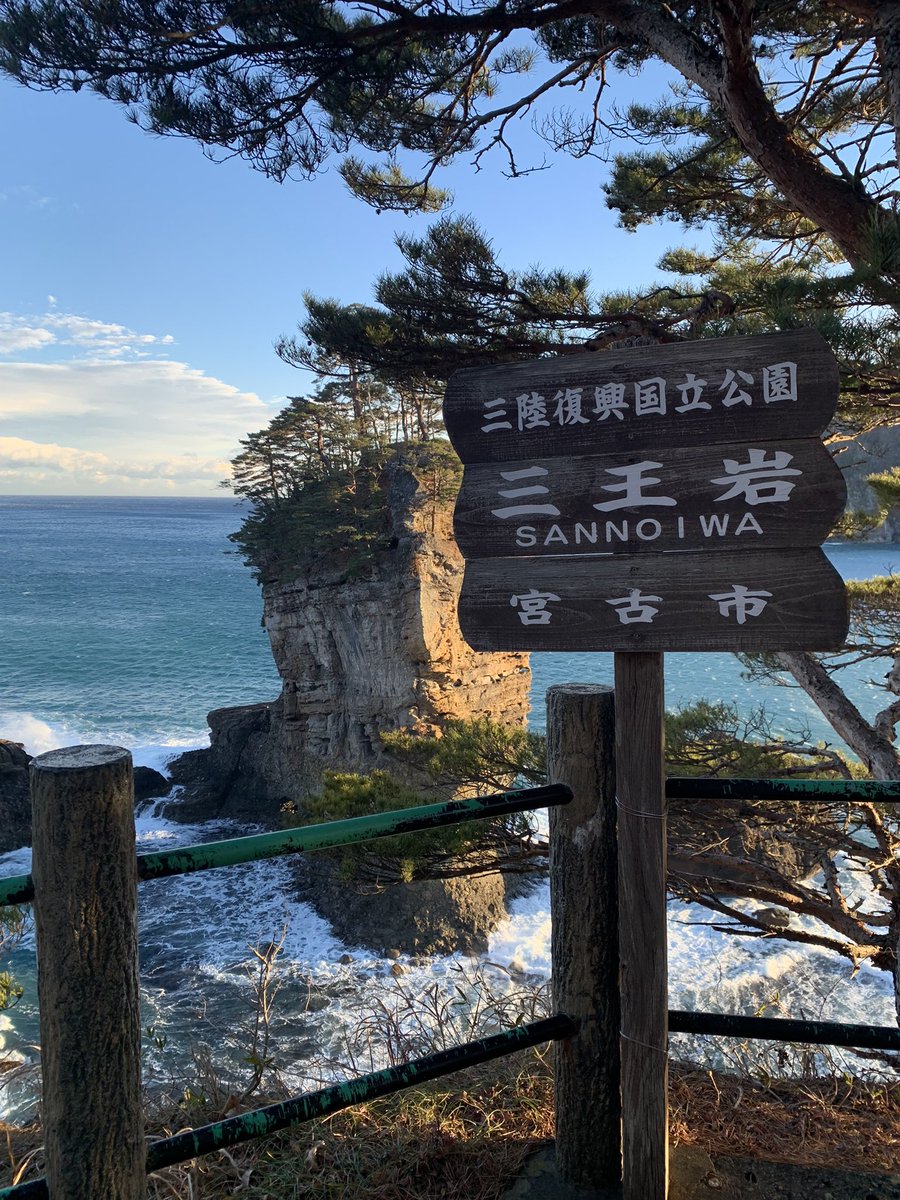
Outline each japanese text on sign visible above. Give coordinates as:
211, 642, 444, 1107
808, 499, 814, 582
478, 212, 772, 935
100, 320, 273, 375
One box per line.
481, 362, 798, 436
488, 448, 802, 520
510, 584, 773, 627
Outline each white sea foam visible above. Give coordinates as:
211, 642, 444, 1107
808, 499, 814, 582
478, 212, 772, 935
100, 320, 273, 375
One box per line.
0, 711, 63, 755
488, 882, 553, 975
489, 884, 893, 1038
0, 709, 206, 772
3, 525, 899, 1117
2, 796, 896, 1120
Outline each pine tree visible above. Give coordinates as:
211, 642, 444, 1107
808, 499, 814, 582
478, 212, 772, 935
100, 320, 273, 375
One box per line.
285, 214, 900, 777
281, 212, 900, 427
226, 370, 454, 580
2, 2, 900, 294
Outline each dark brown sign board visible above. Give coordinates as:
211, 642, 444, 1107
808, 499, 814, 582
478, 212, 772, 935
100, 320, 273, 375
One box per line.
444, 329, 839, 464
457, 548, 848, 652
454, 438, 845, 559
445, 329, 848, 654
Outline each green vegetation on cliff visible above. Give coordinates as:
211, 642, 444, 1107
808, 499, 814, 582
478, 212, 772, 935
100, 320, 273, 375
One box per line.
283, 705, 861, 888
357, 712, 900, 1012
289, 767, 532, 886
226, 379, 460, 583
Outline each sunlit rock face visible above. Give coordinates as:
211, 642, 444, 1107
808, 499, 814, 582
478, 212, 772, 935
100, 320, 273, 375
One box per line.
264, 458, 530, 768
838, 424, 900, 540
167, 459, 530, 823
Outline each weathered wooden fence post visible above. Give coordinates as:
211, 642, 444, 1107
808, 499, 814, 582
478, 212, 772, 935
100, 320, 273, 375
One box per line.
547, 683, 621, 1191
615, 652, 668, 1199
31, 744, 145, 1200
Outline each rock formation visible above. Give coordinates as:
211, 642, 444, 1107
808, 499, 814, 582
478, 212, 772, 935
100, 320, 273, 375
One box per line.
133, 766, 171, 803
0, 746, 172, 851
837, 424, 900, 540
298, 855, 510, 957
0, 739, 32, 854
167, 456, 530, 824
166, 455, 532, 954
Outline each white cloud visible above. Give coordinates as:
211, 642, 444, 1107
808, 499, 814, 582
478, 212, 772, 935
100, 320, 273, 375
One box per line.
0, 363, 108, 419
0, 436, 112, 473
0, 348, 273, 495
0, 359, 266, 430
0, 436, 234, 491
0, 302, 282, 494
0, 311, 176, 360
0, 325, 56, 353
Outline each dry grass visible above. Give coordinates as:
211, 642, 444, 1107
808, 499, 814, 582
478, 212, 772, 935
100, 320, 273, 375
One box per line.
1, 1050, 555, 1199
3, 957, 898, 1197
4, 1054, 898, 1197
670, 1061, 900, 1176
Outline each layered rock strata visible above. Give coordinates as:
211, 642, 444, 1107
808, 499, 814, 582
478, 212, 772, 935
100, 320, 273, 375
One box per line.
165, 460, 531, 953
168, 458, 530, 824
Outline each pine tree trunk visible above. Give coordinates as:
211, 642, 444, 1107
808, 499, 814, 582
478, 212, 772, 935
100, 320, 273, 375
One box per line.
778, 651, 900, 779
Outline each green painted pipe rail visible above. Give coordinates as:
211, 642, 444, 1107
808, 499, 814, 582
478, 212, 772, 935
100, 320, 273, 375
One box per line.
667, 777, 900, 802
3, 777, 898, 908
0, 1015, 577, 1199
0, 873, 32, 908
0, 783, 573, 907
3, 1007, 899, 1197
670, 1009, 900, 1052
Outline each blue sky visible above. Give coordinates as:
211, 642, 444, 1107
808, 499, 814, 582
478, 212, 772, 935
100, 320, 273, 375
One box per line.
0, 64, 701, 494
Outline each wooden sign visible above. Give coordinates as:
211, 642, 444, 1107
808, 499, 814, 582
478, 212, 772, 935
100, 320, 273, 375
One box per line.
444, 329, 848, 654
445, 329, 839, 464
454, 438, 845, 559
457, 548, 847, 652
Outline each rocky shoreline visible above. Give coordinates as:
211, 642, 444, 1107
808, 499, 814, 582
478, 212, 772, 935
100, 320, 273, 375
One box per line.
0, 738, 171, 855
0, 733, 522, 957
0, 460, 537, 955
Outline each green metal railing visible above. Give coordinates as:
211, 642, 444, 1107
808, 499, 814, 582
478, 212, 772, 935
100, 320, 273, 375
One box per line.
0, 782, 577, 1198
669, 1009, 900, 1051
666, 777, 900, 803
0, 783, 573, 907
0, 1016, 577, 1200
1, 774, 898, 1197
665, 775, 900, 1054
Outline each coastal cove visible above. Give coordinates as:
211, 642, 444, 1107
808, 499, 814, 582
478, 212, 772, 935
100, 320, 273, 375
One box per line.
1, 495, 898, 1117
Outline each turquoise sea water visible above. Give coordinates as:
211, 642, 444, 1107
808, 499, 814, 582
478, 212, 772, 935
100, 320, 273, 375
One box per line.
0, 496, 281, 753
0, 495, 897, 1113
1, 494, 898, 756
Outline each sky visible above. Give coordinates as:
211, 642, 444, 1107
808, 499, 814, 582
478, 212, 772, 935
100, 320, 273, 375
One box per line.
0, 62, 701, 495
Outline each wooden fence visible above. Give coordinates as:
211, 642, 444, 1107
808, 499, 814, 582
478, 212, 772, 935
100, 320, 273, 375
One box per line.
1, 684, 899, 1200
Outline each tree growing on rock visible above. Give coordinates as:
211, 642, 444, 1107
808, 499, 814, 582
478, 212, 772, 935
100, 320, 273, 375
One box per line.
227, 371, 454, 580
286, 212, 900, 778
5, 0, 899, 1014
383, 710, 900, 1026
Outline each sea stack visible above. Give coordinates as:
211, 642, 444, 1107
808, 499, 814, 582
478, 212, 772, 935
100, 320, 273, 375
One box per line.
167, 452, 530, 822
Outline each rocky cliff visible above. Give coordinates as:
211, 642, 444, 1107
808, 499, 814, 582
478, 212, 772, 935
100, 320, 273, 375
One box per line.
0, 740, 31, 854
167, 455, 530, 823
838, 424, 900, 540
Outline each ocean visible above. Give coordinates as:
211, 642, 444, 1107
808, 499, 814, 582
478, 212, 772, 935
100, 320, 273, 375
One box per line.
1, 495, 898, 1114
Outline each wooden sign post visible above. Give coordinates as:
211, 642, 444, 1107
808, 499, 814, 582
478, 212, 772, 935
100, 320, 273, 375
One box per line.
443, 330, 849, 1200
